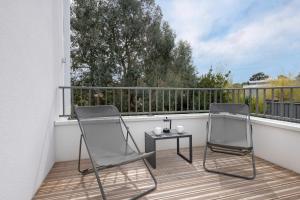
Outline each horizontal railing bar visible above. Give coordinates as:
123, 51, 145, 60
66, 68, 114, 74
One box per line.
59, 86, 300, 90
59, 112, 300, 121
59, 110, 210, 117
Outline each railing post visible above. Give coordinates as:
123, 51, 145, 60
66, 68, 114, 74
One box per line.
271, 88, 275, 116
149, 88, 152, 114
187, 90, 189, 110
62, 87, 65, 116
198, 90, 201, 110
214, 89, 217, 103
209, 90, 212, 105
280, 88, 284, 117
89, 89, 91, 106
135, 88, 138, 113
204, 90, 206, 110
156, 89, 158, 112
112, 89, 115, 106
105, 89, 107, 105
220, 89, 223, 103
249, 89, 252, 113
80, 88, 83, 106
162, 89, 165, 112
120, 89, 123, 112
142, 89, 145, 113
181, 90, 183, 111
175, 90, 177, 111
168, 90, 171, 112
263, 89, 266, 115
255, 88, 259, 115
193, 90, 195, 111
128, 89, 130, 112
71, 87, 74, 117
290, 88, 294, 119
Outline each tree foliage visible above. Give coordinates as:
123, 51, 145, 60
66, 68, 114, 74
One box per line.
197, 67, 231, 88
270, 75, 298, 86
249, 72, 269, 81
71, 0, 197, 87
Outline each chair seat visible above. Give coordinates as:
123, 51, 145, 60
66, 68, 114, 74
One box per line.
94, 151, 154, 168
207, 142, 252, 151
209, 139, 250, 147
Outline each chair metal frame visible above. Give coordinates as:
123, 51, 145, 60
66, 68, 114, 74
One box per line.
75, 105, 157, 200
203, 103, 256, 180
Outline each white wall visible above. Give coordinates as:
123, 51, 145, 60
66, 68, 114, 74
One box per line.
54, 114, 208, 161
0, 0, 66, 199
252, 118, 300, 174
55, 114, 300, 174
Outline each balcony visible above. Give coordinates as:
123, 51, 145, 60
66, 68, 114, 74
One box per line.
34, 86, 300, 199
2, 1, 300, 199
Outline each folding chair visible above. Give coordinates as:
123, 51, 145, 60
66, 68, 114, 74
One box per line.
75, 105, 157, 200
203, 103, 256, 180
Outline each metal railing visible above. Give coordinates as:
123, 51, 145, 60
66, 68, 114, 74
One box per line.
59, 86, 300, 122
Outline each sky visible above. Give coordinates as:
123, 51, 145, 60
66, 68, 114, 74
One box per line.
156, 0, 300, 83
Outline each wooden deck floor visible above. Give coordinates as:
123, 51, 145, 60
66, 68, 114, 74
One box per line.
34, 147, 300, 200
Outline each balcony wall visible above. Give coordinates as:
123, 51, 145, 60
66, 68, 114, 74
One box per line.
0, 1, 69, 199
55, 114, 207, 161
55, 113, 300, 174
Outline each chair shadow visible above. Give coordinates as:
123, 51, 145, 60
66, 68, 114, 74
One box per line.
203, 149, 280, 199
73, 161, 152, 200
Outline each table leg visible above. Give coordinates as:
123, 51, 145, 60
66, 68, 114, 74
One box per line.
189, 135, 193, 162
145, 133, 156, 169
177, 136, 193, 163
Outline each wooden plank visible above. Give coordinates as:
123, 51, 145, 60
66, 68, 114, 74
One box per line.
33, 147, 300, 200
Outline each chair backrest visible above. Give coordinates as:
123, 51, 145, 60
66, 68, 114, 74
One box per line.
75, 105, 134, 160
208, 103, 252, 148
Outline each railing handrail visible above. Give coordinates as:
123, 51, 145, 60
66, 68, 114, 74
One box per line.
59, 85, 300, 90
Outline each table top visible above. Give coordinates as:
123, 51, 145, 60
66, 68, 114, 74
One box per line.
145, 129, 191, 140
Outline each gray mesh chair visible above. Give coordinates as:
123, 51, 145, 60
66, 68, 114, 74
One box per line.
75, 105, 157, 200
203, 103, 256, 179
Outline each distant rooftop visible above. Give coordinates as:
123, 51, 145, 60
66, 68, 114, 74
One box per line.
243, 79, 272, 88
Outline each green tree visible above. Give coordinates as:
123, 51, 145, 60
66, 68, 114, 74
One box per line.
166, 41, 197, 87
143, 22, 176, 87
249, 72, 269, 81
71, 0, 160, 86
71, 0, 197, 87
71, 0, 113, 86
197, 67, 231, 88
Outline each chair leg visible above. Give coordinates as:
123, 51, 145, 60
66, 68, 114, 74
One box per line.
93, 169, 108, 200
77, 135, 107, 199
78, 135, 157, 199
78, 134, 102, 175
128, 159, 157, 200
78, 134, 91, 174
95, 159, 156, 200
78, 134, 85, 174
79, 145, 156, 199
203, 144, 256, 180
